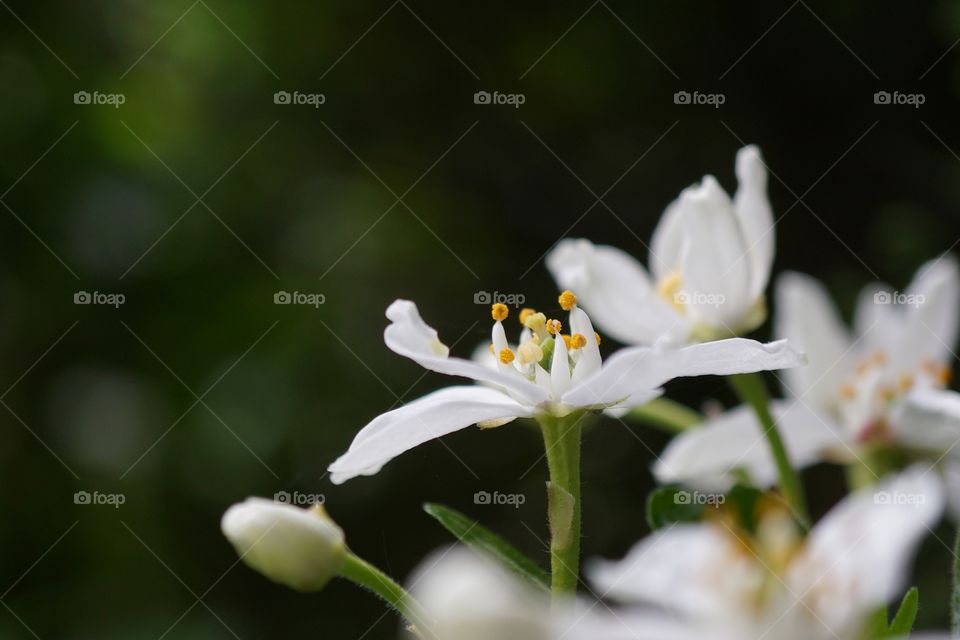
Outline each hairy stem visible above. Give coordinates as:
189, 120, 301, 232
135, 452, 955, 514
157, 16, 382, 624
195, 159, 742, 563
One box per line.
538, 412, 584, 598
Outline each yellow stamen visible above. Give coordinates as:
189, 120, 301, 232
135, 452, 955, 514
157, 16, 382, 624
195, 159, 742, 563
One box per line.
872, 350, 888, 366
571, 333, 587, 349
546, 319, 562, 335
561, 334, 572, 349
519, 308, 536, 324
491, 303, 508, 321
558, 290, 577, 311
898, 372, 914, 392
657, 271, 684, 309
594, 331, 602, 345
499, 348, 515, 364
923, 359, 953, 385
488, 343, 494, 353
839, 383, 856, 400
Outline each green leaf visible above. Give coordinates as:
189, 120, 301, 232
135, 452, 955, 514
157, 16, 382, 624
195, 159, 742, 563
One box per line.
645, 486, 705, 530
423, 503, 549, 590
887, 587, 919, 636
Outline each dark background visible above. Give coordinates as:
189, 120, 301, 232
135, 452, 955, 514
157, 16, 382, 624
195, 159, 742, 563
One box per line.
1, 1, 959, 637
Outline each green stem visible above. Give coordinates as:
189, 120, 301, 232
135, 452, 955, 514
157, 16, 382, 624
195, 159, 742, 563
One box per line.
626, 397, 704, 433
952, 527, 960, 635
340, 552, 431, 637
538, 412, 584, 599
728, 372, 810, 529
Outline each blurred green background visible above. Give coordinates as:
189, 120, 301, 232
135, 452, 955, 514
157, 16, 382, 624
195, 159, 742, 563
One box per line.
2, 1, 960, 637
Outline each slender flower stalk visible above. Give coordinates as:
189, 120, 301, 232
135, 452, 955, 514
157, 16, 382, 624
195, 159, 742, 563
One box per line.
340, 553, 432, 636
627, 397, 703, 433
728, 372, 810, 527
539, 412, 585, 597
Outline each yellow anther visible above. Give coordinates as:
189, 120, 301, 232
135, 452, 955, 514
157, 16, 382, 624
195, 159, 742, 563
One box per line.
499, 348, 515, 364
561, 334, 572, 349
594, 331, 602, 345
518, 341, 543, 365
546, 319, 562, 335
657, 271, 684, 309
558, 290, 578, 311
871, 350, 888, 366
491, 303, 509, 321
488, 343, 495, 353
519, 308, 537, 324
898, 372, 914, 392
571, 333, 587, 349
923, 359, 953, 385
938, 365, 953, 385
839, 383, 856, 400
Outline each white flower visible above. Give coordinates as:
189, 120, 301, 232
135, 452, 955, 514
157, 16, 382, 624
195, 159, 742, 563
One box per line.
220, 497, 346, 591
547, 145, 773, 345
655, 257, 960, 493
409, 546, 709, 640
586, 467, 943, 640
328, 292, 805, 484
410, 547, 553, 640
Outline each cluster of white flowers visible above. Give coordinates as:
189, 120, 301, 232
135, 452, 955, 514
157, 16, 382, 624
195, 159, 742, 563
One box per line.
220, 146, 957, 640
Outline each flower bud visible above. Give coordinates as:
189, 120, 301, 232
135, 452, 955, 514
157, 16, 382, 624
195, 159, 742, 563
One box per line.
221, 497, 346, 591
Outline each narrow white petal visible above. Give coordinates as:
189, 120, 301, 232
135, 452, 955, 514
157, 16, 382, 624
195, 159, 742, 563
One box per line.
587, 524, 748, 619
650, 197, 686, 283
551, 329, 572, 397
547, 238, 687, 345
890, 388, 960, 452
654, 401, 845, 492
569, 306, 602, 382
894, 256, 960, 371
733, 145, 775, 300
384, 300, 548, 405
789, 466, 944, 627
675, 177, 753, 325
775, 272, 853, 409
328, 386, 532, 484
562, 338, 804, 409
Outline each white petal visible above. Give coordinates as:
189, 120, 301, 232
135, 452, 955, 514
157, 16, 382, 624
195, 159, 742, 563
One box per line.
547, 238, 687, 345
551, 328, 572, 397
653, 401, 845, 492
562, 338, 805, 409
774, 272, 853, 409
410, 546, 552, 640
384, 300, 548, 405
587, 524, 750, 619
675, 177, 753, 325
894, 256, 960, 371
650, 196, 686, 283
789, 465, 944, 628
328, 386, 533, 484
569, 306, 602, 383
733, 145, 775, 300
890, 387, 960, 452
